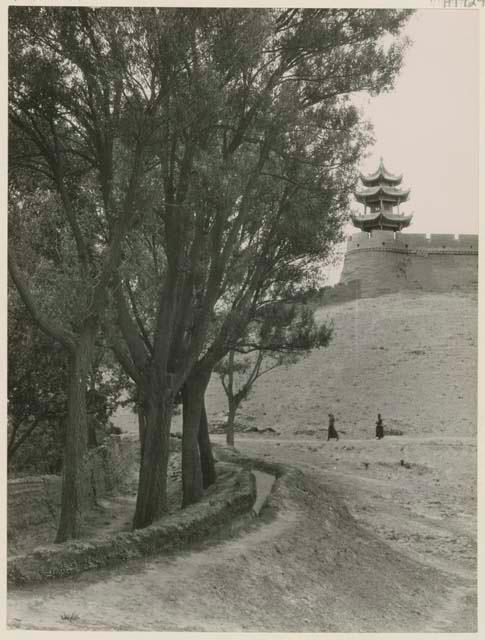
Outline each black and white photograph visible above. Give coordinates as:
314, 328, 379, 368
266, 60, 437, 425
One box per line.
6, 2, 480, 633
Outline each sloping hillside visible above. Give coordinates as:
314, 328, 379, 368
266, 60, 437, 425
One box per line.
205, 290, 478, 439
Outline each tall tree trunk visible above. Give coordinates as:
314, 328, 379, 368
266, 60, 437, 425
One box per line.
198, 399, 216, 489
133, 387, 172, 530
137, 400, 147, 460
226, 400, 237, 447
87, 419, 98, 448
181, 374, 205, 508
55, 323, 96, 543
87, 373, 99, 448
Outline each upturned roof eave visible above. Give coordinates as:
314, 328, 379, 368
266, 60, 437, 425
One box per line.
354, 187, 411, 204
360, 172, 403, 186
359, 158, 403, 185
351, 212, 413, 228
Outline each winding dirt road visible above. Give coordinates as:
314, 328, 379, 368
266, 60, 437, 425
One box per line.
8, 291, 477, 631
8, 433, 476, 632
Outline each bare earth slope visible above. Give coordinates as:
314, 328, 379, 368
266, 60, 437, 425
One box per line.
8, 291, 477, 632
206, 290, 478, 439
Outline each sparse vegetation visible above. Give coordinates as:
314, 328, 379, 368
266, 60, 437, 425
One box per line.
386, 428, 405, 436
215, 306, 333, 446
60, 613, 79, 623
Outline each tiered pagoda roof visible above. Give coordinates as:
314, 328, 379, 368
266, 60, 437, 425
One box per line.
350, 210, 413, 233
352, 158, 412, 232
359, 158, 403, 186
354, 184, 411, 205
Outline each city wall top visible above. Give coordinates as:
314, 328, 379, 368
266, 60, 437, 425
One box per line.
346, 230, 478, 252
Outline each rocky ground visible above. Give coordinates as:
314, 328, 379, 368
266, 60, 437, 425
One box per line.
7, 290, 478, 632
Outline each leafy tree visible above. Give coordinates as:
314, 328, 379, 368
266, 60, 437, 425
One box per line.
8, 7, 160, 541
9, 7, 413, 533
8, 291, 68, 472
104, 7, 412, 523
8, 287, 125, 472
215, 306, 332, 446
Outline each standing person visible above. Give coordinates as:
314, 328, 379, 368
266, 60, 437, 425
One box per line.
327, 413, 339, 441
376, 413, 384, 439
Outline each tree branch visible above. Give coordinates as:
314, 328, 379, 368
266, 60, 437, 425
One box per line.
111, 276, 150, 373
125, 280, 154, 356
8, 251, 76, 351
8, 415, 49, 461
104, 320, 143, 385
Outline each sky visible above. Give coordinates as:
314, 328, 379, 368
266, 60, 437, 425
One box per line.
325, 8, 480, 284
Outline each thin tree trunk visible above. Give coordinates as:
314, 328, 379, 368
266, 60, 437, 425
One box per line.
181, 375, 204, 508
226, 401, 237, 447
133, 389, 172, 530
8, 416, 43, 463
7, 418, 20, 460
55, 324, 96, 543
198, 399, 216, 489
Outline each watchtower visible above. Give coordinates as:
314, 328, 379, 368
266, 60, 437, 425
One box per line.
352, 158, 412, 232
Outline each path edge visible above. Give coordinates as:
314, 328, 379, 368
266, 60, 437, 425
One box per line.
8, 461, 255, 587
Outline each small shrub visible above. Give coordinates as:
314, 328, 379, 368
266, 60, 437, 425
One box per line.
60, 613, 79, 622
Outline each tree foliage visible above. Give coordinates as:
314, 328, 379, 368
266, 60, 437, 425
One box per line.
8, 7, 414, 537
215, 305, 332, 445
8, 286, 128, 472
9, 6, 163, 541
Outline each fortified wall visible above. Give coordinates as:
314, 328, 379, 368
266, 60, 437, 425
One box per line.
340, 230, 478, 298
334, 158, 478, 300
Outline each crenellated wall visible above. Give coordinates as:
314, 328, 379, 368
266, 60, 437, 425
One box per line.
340, 230, 478, 298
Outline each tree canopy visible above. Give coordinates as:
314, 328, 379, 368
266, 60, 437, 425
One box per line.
8, 7, 413, 539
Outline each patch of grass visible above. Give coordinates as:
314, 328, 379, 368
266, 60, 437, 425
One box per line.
8, 463, 256, 586
295, 429, 317, 436
60, 613, 79, 622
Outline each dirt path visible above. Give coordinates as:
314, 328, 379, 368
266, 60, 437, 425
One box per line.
229, 433, 477, 632
8, 433, 476, 632
8, 504, 298, 631
8, 291, 477, 632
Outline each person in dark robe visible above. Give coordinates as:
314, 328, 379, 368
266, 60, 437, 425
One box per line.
327, 413, 339, 441
376, 413, 384, 439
